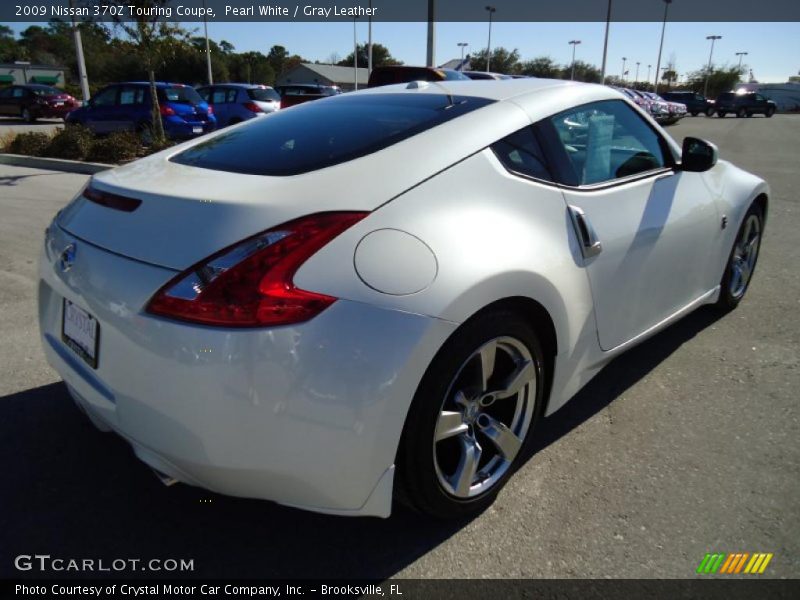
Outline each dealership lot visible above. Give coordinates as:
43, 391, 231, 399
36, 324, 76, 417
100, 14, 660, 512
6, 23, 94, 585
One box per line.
0, 115, 798, 579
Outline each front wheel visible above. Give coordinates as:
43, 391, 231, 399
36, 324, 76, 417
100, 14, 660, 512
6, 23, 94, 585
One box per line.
395, 310, 546, 519
691, 111, 699, 117
717, 204, 764, 311
21, 107, 35, 123
736, 108, 747, 118
766, 107, 775, 118
717, 111, 726, 118
706, 107, 715, 116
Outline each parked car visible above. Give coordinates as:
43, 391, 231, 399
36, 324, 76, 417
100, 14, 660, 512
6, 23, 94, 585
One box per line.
367, 65, 470, 87
0, 84, 79, 122
641, 91, 686, 125
41, 79, 768, 519
715, 91, 776, 118
65, 82, 216, 140
463, 71, 513, 80
275, 83, 341, 109
197, 83, 280, 127
614, 87, 668, 123
661, 90, 715, 116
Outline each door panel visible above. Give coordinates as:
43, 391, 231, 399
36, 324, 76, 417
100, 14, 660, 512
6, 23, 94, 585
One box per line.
561, 172, 718, 350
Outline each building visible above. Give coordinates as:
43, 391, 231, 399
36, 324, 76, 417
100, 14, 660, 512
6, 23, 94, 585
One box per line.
0, 63, 67, 87
276, 63, 368, 92
439, 57, 471, 72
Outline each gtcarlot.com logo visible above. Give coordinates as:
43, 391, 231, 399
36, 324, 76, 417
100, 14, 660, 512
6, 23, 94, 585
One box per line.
14, 554, 194, 573
696, 552, 774, 575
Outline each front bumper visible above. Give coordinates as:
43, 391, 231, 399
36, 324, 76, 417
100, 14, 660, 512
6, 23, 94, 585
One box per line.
39, 223, 456, 517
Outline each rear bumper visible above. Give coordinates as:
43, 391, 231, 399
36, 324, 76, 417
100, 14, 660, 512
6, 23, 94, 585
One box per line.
164, 117, 216, 139
39, 223, 456, 517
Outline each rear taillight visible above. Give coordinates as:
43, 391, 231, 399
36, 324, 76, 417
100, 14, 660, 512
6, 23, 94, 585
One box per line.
146, 212, 368, 327
243, 101, 262, 113
159, 104, 176, 116
207, 105, 214, 114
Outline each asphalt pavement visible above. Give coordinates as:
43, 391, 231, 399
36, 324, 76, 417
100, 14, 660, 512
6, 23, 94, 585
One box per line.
0, 114, 797, 580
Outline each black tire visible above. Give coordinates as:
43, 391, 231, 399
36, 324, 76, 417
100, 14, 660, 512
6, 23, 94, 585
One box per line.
736, 108, 747, 118
691, 111, 699, 117
716, 203, 764, 312
746, 112, 753, 118
395, 309, 547, 519
136, 122, 154, 145
766, 107, 775, 118
717, 111, 726, 118
21, 107, 35, 123
706, 107, 715, 117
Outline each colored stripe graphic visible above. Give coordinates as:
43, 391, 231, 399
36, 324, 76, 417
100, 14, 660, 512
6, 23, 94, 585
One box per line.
698, 552, 774, 575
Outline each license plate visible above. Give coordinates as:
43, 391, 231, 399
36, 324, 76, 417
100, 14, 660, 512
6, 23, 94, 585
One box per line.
192, 126, 203, 134
62, 299, 99, 369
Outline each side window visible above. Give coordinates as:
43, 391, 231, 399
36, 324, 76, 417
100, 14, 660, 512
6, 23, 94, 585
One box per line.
212, 88, 228, 104
756, 94, 766, 102
226, 88, 238, 103
547, 99, 667, 186
491, 127, 553, 182
92, 86, 118, 107
12, 87, 24, 98
196, 87, 210, 102
118, 86, 144, 106
0, 87, 11, 99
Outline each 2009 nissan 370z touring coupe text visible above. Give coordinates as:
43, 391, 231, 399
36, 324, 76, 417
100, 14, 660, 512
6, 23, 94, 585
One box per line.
39, 79, 767, 518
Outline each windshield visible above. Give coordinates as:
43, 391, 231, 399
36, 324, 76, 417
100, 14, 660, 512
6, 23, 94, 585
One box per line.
247, 88, 281, 102
171, 93, 494, 176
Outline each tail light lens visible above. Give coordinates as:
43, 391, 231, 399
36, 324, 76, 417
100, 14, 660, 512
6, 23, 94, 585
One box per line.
207, 105, 214, 114
146, 212, 368, 327
159, 104, 176, 116
243, 101, 262, 113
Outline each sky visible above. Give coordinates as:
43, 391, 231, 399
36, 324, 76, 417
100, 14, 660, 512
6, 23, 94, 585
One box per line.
7, 20, 799, 83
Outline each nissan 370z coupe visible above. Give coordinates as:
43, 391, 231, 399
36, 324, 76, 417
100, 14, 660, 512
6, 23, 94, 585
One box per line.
39, 79, 767, 518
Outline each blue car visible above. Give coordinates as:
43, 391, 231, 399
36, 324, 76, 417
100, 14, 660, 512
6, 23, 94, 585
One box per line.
196, 83, 281, 128
66, 82, 216, 140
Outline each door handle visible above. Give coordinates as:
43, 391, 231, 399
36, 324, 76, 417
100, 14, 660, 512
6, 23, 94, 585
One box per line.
568, 205, 603, 258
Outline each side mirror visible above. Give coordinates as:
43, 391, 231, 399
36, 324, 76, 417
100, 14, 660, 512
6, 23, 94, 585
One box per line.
680, 136, 718, 172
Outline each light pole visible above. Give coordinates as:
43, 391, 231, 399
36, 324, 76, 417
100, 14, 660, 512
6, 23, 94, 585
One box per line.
353, 16, 359, 91
601, 0, 612, 84
368, 0, 373, 76
635, 61, 640, 84
485, 5, 496, 73
202, 0, 213, 84
704, 35, 722, 97
426, 0, 435, 67
568, 40, 581, 80
736, 51, 748, 72
621, 56, 627, 81
457, 42, 469, 71
654, 0, 672, 94
68, 0, 90, 102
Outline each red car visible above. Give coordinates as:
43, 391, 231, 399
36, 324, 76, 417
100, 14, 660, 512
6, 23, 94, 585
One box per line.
0, 84, 80, 122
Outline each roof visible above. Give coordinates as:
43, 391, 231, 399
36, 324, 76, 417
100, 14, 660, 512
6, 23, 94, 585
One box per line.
439, 58, 471, 71
357, 77, 578, 102
197, 83, 275, 89
290, 63, 369, 85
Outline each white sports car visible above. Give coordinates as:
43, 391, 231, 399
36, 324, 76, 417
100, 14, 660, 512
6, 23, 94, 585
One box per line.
39, 79, 767, 518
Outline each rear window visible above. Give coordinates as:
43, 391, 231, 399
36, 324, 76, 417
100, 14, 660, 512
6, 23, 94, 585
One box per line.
247, 87, 280, 102
31, 86, 61, 96
158, 86, 203, 105
171, 93, 494, 176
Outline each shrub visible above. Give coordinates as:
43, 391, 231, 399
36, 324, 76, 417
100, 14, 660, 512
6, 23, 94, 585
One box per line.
8, 132, 51, 156
44, 125, 94, 160
141, 138, 177, 157
87, 131, 141, 163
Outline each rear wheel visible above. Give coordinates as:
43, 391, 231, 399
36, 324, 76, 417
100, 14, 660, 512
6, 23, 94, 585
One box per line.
736, 108, 747, 118
691, 111, 699, 117
395, 310, 546, 519
717, 204, 763, 311
706, 107, 715, 116
717, 111, 726, 117
21, 107, 35, 123
766, 107, 775, 118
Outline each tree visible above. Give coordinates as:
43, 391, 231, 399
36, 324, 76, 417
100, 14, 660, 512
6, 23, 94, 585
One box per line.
560, 60, 601, 83
469, 46, 521, 74
337, 43, 402, 69
685, 65, 743, 98
519, 56, 560, 78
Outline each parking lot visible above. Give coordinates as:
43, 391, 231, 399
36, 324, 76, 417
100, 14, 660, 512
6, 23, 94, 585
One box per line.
0, 114, 798, 580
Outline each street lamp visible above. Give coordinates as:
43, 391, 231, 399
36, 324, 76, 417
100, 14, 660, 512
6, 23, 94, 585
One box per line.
368, 0, 373, 75
485, 5, 496, 73
647, 64, 652, 84
621, 56, 627, 81
704, 35, 722, 97
202, 0, 213, 84
353, 16, 359, 91
601, 0, 613, 84
68, 0, 90, 102
654, 0, 672, 94
457, 42, 469, 71
736, 51, 748, 72
635, 61, 640, 84
568, 40, 581, 80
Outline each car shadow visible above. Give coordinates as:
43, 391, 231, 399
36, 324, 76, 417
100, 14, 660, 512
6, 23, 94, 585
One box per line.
0, 306, 724, 580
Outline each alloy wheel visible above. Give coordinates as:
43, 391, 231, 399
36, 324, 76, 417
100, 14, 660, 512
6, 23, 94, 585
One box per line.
433, 336, 536, 499
729, 213, 761, 299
